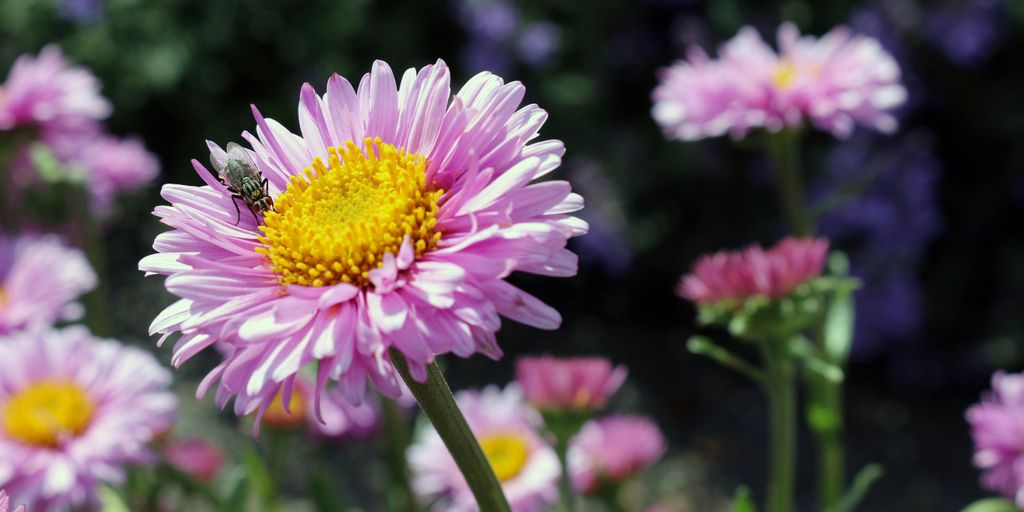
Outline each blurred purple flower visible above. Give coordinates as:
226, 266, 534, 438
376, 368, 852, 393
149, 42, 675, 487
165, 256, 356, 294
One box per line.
517, 22, 559, 67
569, 415, 666, 494
925, 0, 1005, 68
71, 134, 160, 214
812, 132, 942, 356
457, 0, 519, 42
568, 159, 633, 277
60, 0, 104, 23
164, 438, 225, 483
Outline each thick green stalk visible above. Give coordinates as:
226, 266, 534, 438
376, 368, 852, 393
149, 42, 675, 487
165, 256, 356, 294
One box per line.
553, 431, 576, 512
390, 350, 511, 512
380, 397, 416, 512
768, 129, 813, 237
809, 373, 845, 509
762, 340, 797, 512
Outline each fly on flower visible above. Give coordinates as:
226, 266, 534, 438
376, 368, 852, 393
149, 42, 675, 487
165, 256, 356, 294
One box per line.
211, 142, 274, 224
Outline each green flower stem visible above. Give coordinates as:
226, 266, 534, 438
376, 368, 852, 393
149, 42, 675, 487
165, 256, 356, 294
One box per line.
768, 129, 813, 237
390, 349, 511, 512
808, 373, 845, 510
77, 188, 111, 337
380, 396, 417, 512
761, 339, 797, 512
552, 427, 576, 512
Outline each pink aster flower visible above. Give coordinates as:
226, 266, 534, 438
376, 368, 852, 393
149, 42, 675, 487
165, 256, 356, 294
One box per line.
259, 374, 381, 439
408, 384, 560, 511
0, 326, 177, 510
677, 237, 828, 305
0, 235, 96, 334
0, 45, 110, 133
569, 415, 666, 494
164, 438, 225, 483
70, 134, 161, 213
967, 371, 1024, 506
141, 59, 585, 420
516, 355, 627, 412
653, 23, 906, 140
0, 490, 26, 512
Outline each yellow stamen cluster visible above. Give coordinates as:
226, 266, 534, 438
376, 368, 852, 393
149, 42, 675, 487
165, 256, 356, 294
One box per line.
773, 61, 797, 88
2, 380, 95, 447
480, 433, 531, 482
257, 138, 443, 288
261, 387, 308, 429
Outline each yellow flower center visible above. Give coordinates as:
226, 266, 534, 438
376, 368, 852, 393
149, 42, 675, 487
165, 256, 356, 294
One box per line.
2, 380, 95, 447
773, 61, 797, 88
261, 386, 308, 429
257, 138, 443, 288
480, 433, 531, 482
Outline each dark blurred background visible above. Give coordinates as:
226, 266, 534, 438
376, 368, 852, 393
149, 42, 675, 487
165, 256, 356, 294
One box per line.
2, 0, 1023, 509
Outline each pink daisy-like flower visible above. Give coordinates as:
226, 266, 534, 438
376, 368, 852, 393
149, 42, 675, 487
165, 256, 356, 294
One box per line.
0, 490, 26, 512
68, 133, 161, 213
0, 45, 110, 133
408, 384, 560, 511
967, 371, 1024, 506
0, 235, 97, 334
0, 326, 177, 510
516, 355, 627, 412
677, 237, 828, 305
164, 438, 225, 483
569, 415, 666, 494
140, 59, 585, 419
653, 23, 906, 140
260, 374, 381, 440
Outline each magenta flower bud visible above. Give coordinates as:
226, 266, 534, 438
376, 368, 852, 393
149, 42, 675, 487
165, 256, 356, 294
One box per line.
569, 415, 666, 494
164, 438, 225, 483
678, 237, 829, 305
967, 371, 1024, 507
516, 355, 627, 412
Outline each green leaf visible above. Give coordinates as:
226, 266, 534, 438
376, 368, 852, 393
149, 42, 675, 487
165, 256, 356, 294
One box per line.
310, 470, 346, 512
221, 466, 250, 512
825, 464, 884, 512
241, 444, 275, 509
98, 485, 131, 512
960, 498, 1020, 512
732, 485, 757, 512
823, 253, 857, 364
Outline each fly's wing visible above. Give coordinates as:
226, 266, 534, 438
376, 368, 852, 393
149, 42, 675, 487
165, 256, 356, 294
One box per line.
209, 142, 229, 175
225, 142, 262, 183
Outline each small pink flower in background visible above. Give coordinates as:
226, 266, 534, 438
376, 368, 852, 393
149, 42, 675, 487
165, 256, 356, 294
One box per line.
68, 134, 160, 213
0, 326, 177, 511
653, 23, 906, 141
569, 415, 666, 494
164, 438, 225, 483
258, 374, 382, 439
141, 59, 585, 421
967, 371, 1024, 507
0, 45, 110, 133
0, 235, 96, 334
678, 237, 828, 305
516, 355, 627, 412
0, 490, 26, 512
408, 385, 560, 512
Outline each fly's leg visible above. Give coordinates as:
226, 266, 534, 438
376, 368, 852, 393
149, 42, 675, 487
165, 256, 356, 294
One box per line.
230, 195, 243, 226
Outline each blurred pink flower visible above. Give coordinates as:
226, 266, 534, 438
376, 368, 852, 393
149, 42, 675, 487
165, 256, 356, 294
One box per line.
408, 384, 560, 512
678, 237, 828, 305
516, 355, 627, 412
0, 45, 110, 133
141, 59, 585, 421
0, 235, 96, 334
72, 134, 160, 213
569, 415, 666, 494
653, 23, 906, 140
164, 438, 225, 483
258, 374, 382, 440
0, 327, 176, 510
0, 490, 26, 512
967, 371, 1024, 507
